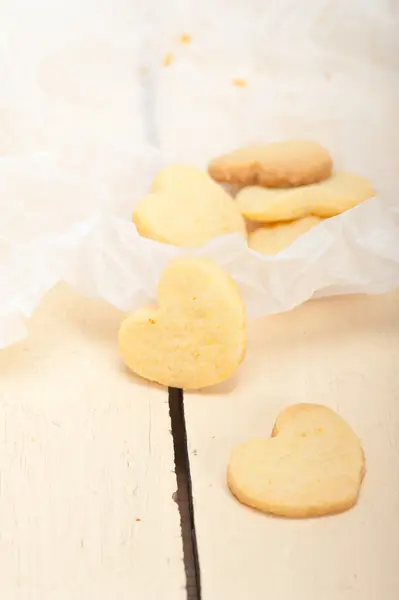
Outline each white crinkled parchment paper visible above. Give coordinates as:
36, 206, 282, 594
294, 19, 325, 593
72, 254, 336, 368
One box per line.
0, 0, 398, 348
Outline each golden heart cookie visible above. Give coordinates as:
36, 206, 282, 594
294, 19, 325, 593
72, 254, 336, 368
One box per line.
118, 257, 246, 389
133, 164, 246, 246
237, 172, 374, 222
227, 404, 365, 518
208, 140, 332, 188
248, 216, 322, 255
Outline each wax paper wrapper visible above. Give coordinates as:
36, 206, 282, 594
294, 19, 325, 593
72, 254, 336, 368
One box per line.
0, 0, 398, 349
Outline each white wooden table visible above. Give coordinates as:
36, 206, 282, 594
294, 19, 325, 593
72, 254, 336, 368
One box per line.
184, 291, 399, 600
0, 284, 185, 600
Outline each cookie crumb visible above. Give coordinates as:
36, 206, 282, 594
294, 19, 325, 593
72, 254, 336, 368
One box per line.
135, 517, 141, 522
148, 318, 156, 324
233, 78, 247, 87
162, 52, 174, 67
179, 33, 192, 44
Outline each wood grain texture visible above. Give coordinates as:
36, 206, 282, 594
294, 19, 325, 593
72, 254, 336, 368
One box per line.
0, 284, 185, 600
184, 291, 399, 600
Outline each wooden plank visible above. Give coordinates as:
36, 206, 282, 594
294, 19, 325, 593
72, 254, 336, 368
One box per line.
0, 284, 185, 600
184, 291, 399, 600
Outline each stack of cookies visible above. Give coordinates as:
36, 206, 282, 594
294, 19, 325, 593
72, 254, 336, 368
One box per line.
208, 140, 375, 254
126, 143, 375, 390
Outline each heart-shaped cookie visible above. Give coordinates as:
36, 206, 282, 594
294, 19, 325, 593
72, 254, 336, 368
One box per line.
227, 404, 365, 518
133, 164, 246, 247
118, 257, 246, 389
208, 140, 333, 187
237, 172, 374, 222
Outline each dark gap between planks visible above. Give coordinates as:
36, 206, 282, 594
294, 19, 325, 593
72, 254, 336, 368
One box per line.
169, 388, 201, 600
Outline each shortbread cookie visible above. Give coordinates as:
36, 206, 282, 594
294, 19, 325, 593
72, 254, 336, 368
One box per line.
133, 164, 246, 246
237, 172, 374, 222
227, 404, 365, 518
249, 216, 322, 255
208, 140, 332, 188
119, 257, 246, 389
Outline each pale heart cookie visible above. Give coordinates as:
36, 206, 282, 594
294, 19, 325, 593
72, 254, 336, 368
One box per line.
118, 257, 246, 389
237, 172, 374, 222
227, 404, 365, 518
208, 140, 332, 188
133, 164, 246, 247
248, 216, 322, 255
